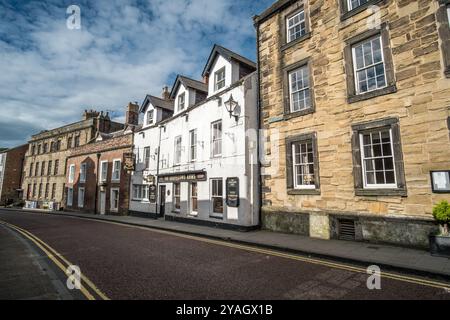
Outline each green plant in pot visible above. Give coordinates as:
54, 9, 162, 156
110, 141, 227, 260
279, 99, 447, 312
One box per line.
429, 200, 450, 257
433, 200, 450, 236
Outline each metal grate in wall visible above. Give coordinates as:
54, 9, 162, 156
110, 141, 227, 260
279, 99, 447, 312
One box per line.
338, 219, 356, 240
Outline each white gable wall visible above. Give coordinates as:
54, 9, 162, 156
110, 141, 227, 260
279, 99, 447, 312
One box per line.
207, 55, 238, 97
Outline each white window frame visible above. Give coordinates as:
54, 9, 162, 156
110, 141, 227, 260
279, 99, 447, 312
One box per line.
178, 93, 185, 111
100, 161, 108, 182
112, 159, 121, 182
210, 178, 223, 217
189, 182, 198, 216
215, 67, 226, 91
174, 136, 182, 165
110, 188, 120, 212
132, 184, 149, 201
359, 129, 397, 189
211, 120, 222, 158
347, 0, 369, 11
80, 163, 87, 183
144, 147, 151, 169
288, 66, 311, 113
352, 35, 387, 95
68, 164, 75, 183
292, 141, 316, 190
78, 187, 85, 208
67, 187, 73, 206
287, 10, 306, 43
189, 129, 197, 162
147, 110, 154, 125
173, 183, 181, 212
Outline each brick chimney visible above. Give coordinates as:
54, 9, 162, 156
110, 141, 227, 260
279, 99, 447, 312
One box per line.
83, 109, 99, 121
162, 86, 170, 100
126, 102, 139, 126
203, 75, 209, 84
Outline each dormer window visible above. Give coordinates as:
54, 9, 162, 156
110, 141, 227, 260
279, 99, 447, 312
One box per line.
147, 110, 154, 125
178, 93, 185, 111
287, 10, 306, 43
215, 67, 226, 91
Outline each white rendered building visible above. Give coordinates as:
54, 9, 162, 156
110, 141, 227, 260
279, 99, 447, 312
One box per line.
129, 45, 260, 230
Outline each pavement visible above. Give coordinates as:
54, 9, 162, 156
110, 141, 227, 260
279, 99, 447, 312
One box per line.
1, 209, 449, 300
0, 222, 76, 300
5, 207, 450, 280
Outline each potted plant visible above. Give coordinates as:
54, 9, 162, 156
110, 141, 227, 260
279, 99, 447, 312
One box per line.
429, 200, 450, 258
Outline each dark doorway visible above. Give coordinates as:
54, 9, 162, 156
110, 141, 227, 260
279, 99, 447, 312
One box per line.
159, 185, 166, 218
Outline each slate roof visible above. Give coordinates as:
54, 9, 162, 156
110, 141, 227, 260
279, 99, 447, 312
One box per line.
169, 75, 208, 99
140, 94, 174, 113
202, 44, 256, 77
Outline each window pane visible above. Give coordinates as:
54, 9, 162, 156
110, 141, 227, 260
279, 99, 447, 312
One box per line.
385, 171, 395, 184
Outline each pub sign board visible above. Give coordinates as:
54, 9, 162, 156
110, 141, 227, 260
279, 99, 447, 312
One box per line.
226, 177, 240, 207
158, 171, 207, 183
149, 185, 157, 203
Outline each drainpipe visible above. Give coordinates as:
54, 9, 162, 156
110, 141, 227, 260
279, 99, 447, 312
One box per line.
155, 125, 162, 217
255, 21, 263, 228
94, 153, 100, 214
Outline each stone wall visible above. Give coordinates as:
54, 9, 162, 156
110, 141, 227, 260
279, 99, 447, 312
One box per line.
0, 144, 28, 205
256, 0, 450, 246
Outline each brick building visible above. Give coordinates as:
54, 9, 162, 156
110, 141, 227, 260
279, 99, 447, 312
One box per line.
65, 103, 138, 215
22, 110, 124, 210
0, 144, 28, 206
254, 0, 450, 247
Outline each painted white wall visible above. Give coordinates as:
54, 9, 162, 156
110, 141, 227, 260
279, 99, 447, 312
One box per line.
173, 84, 190, 116
130, 72, 259, 227
207, 55, 240, 97
0, 152, 6, 199
142, 103, 164, 129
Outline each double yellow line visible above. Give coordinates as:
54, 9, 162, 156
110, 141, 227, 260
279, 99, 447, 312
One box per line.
87, 218, 450, 291
0, 220, 109, 300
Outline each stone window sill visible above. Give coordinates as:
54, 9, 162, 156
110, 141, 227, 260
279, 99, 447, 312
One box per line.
288, 188, 321, 195
340, 0, 385, 21
348, 85, 397, 104
280, 32, 312, 52
355, 188, 407, 197
284, 106, 315, 120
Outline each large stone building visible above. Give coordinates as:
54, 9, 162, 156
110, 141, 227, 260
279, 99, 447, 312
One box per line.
0, 144, 28, 206
65, 103, 137, 215
254, 0, 450, 247
22, 111, 124, 210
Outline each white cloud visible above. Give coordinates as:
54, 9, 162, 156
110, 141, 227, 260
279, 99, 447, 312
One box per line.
0, 0, 273, 147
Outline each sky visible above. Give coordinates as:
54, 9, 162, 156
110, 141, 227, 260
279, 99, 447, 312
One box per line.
0, 0, 273, 148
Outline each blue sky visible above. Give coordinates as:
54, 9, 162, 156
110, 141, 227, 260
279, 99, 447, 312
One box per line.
0, 0, 273, 147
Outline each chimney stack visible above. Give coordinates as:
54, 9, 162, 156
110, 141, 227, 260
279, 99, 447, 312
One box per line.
203, 75, 209, 84
126, 102, 139, 126
162, 86, 170, 100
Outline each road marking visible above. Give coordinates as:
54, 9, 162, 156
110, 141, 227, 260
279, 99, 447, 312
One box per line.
0, 220, 109, 301
3, 211, 450, 292
59, 216, 450, 291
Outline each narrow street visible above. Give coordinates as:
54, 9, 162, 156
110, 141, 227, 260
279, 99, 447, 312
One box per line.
0, 209, 449, 300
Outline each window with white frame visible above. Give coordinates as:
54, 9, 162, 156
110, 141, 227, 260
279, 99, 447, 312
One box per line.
69, 164, 75, 183
287, 10, 306, 43
190, 182, 198, 215
215, 67, 226, 91
78, 187, 85, 208
174, 136, 182, 165
100, 161, 108, 182
352, 36, 386, 94
173, 183, 181, 212
133, 185, 149, 200
112, 160, 121, 181
289, 65, 311, 112
147, 110, 154, 125
67, 187, 73, 206
178, 93, 185, 111
189, 129, 197, 161
360, 129, 396, 188
211, 178, 223, 215
292, 141, 316, 189
447, 6, 450, 27
111, 188, 119, 212
211, 121, 222, 157
80, 163, 87, 183
347, 0, 369, 11
144, 147, 151, 169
